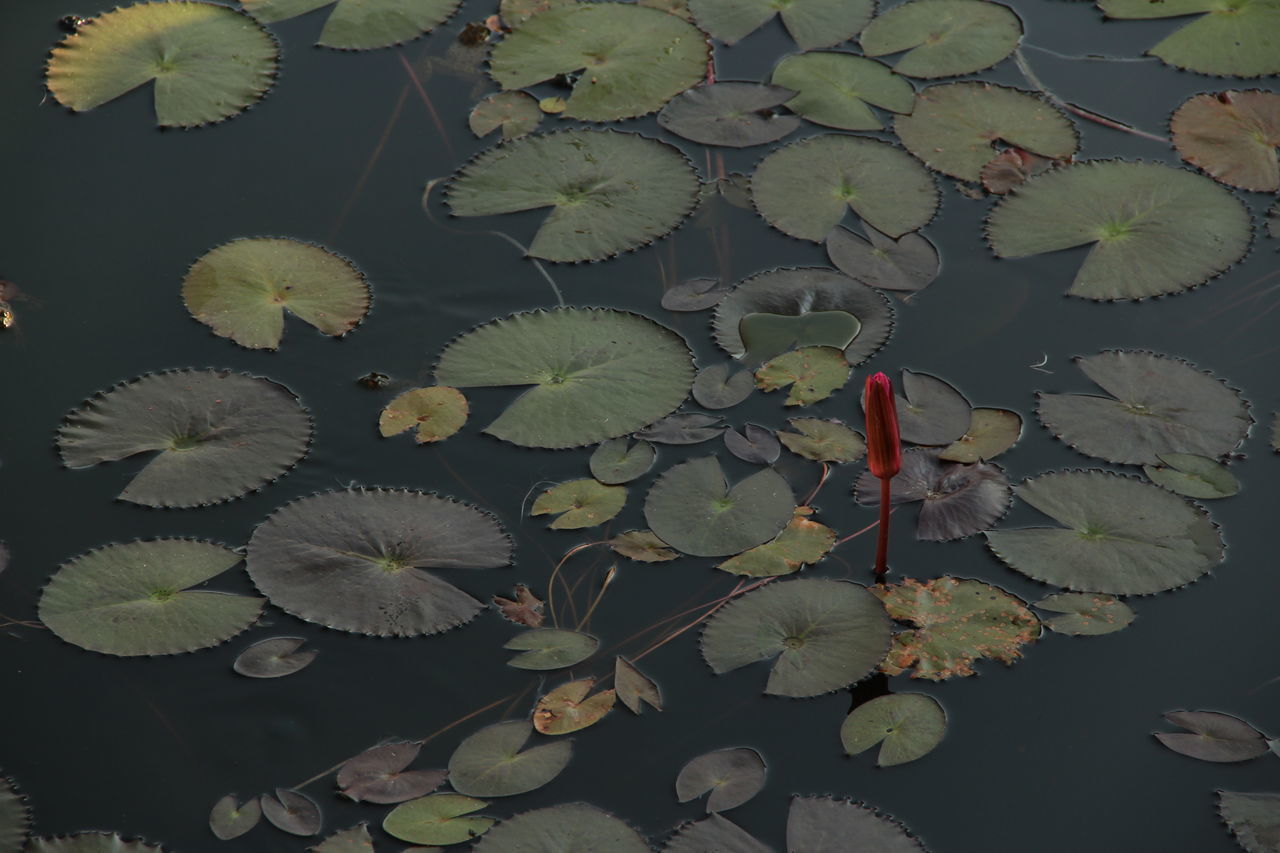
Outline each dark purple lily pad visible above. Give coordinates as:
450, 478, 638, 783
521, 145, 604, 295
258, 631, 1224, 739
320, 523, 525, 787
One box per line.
826, 226, 939, 294
261, 789, 321, 837
338, 742, 447, 804
724, 425, 781, 465
637, 413, 727, 445
1155, 711, 1270, 763
855, 449, 1011, 540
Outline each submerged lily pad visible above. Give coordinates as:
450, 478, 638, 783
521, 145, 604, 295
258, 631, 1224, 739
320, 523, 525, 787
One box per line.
448, 721, 572, 798
644, 456, 795, 557
658, 83, 801, 148
488, 3, 708, 121
1156, 711, 1270, 762
531, 480, 626, 529
434, 308, 694, 448
1144, 453, 1240, 499
241, 0, 461, 49
755, 347, 851, 406
532, 679, 616, 735
840, 693, 947, 766
1217, 791, 1280, 852
771, 53, 915, 132
383, 793, 493, 846
590, 439, 656, 484
246, 489, 512, 636
701, 578, 891, 697
0, 776, 27, 853
787, 797, 927, 852
471, 804, 649, 853
1171, 91, 1280, 192
688, 0, 874, 49
986, 470, 1223, 595
447, 131, 700, 262
58, 369, 311, 508
662, 277, 732, 311
1096, 0, 1280, 77
209, 794, 260, 841
860, 0, 1023, 78
752, 135, 939, 240
986, 160, 1252, 300
939, 408, 1022, 463
470, 91, 542, 141
895, 83, 1077, 181
826, 226, 940, 294
1037, 350, 1251, 466
233, 636, 316, 678
505, 628, 598, 669
855, 449, 1011, 541
379, 387, 469, 444
778, 418, 865, 463
724, 424, 781, 465
46, 2, 278, 127
1034, 593, 1134, 636
676, 748, 766, 813
338, 743, 446, 804
40, 539, 262, 657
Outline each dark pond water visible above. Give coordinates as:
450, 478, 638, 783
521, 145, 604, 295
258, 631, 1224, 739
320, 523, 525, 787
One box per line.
1, 1, 1278, 851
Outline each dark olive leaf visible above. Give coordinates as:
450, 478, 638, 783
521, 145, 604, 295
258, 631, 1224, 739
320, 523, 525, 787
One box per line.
1217, 791, 1280, 853
662, 277, 732, 312
470, 804, 649, 853
1155, 711, 1270, 763
492, 585, 545, 628
233, 637, 317, 679
771, 53, 915, 132
826, 226, 939, 294
531, 480, 627, 530
786, 797, 927, 852
777, 418, 865, 463
692, 364, 756, 410
241, 0, 461, 49
0, 544, 8, 577
310, 824, 374, 853
383, 793, 493, 846
890, 370, 971, 446
338, 743, 447, 804
0, 775, 27, 853
724, 425, 781, 465
702, 174, 754, 211
448, 721, 572, 798
1144, 453, 1240, 499
658, 83, 801, 148
505, 628, 598, 670
1097, 0, 1280, 77
261, 789, 321, 837
615, 656, 663, 714
859, 0, 1023, 78
676, 748, 766, 813
840, 693, 947, 767
645, 457, 795, 557
590, 439, 656, 485
1034, 593, 1134, 636
938, 408, 1022, 463
740, 311, 861, 365
664, 815, 775, 853
855, 449, 1011, 541
609, 531, 681, 562
637, 413, 727, 445
210, 794, 260, 841
688, 0, 874, 49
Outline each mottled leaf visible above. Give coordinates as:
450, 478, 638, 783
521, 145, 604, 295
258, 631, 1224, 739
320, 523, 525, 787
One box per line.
492, 585, 544, 628
532, 679, 616, 735
609, 531, 681, 562
716, 507, 836, 577
379, 387, 468, 444
531, 480, 626, 530
755, 347, 851, 406
311, 824, 373, 853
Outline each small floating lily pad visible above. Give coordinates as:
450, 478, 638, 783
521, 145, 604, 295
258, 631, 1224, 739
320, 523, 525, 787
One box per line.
449, 721, 572, 798
531, 480, 626, 529
724, 424, 781, 465
1034, 593, 1134, 636
890, 369, 971, 446
532, 679, 616, 735
1096, 0, 1280, 77
860, 0, 1023, 78
609, 530, 680, 562
676, 748, 766, 813
658, 83, 801, 148
662, 277, 732, 311
771, 53, 914, 131
379, 387, 468, 444
755, 347, 851, 406
241, 0, 461, 49
338, 743, 446, 804
1171, 91, 1280, 192
688, 0, 875, 49
854, 449, 1011, 541
717, 508, 836, 577
777, 418, 865, 463
615, 657, 663, 713
787, 797, 927, 852
493, 585, 544, 627
840, 693, 947, 766
637, 413, 726, 445
209, 794, 260, 841
261, 789, 321, 836
233, 636, 316, 678
692, 364, 756, 410
1217, 791, 1280, 852
939, 408, 1022, 463
470, 91, 542, 140
1156, 711, 1270, 762
505, 628, 598, 670
740, 311, 861, 364
1144, 453, 1240, 499
590, 439, 656, 484
383, 794, 493, 846
826, 226, 939, 294
471, 804, 649, 853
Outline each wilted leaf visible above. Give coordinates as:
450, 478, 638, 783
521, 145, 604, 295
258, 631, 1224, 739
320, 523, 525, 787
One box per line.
658, 83, 801, 148
210, 794, 260, 841
675, 748, 766, 813
609, 531, 680, 562
383, 793, 493, 846
590, 439, 656, 485
724, 425, 781, 465
470, 91, 542, 140
860, 0, 1023, 78
470, 804, 648, 853
1155, 711, 1270, 762
492, 585, 544, 627
311, 824, 373, 853
532, 679, 617, 735
662, 277, 732, 312
637, 413, 727, 445
755, 347, 851, 406
687, 0, 874, 49
840, 693, 947, 766
1034, 593, 1134, 636
777, 418, 866, 463
980, 148, 1053, 194
337, 743, 446, 804
786, 797, 927, 852
261, 789, 321, 837
692, 364, 756, 410
855, 449, 1011, 541
826, 226, 939, 294
716, 507, 835, 577
771, 53, 914, 131
448, 721, 572, 797
233, 637, 317, 679
531, 480, 627, 530
241, 0, 461, 49
1096, 0, 1280, 77
1144, 453, 1241, 499
615, 657, 663, 713
1217, 790, 1280, 853
379, 387, 468, 444
939, 408, 1022, 463
504, 628, 598, 670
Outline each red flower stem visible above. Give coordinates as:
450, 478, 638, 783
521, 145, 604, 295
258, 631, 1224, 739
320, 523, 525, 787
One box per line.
875, 477, 891, 584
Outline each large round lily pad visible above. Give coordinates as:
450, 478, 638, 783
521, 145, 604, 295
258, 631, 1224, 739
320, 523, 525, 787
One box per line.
859, 0, 1023, 78
446, 130, 701, 262
488, 3, 708, 121
46, 2, 278, 127
434, 308, 694, 449
448, 721, 573, 798
1171, 91, 1280, 193
240, 0, 462, 50
470, 804, 649, 853
1096, 0, 1280, 77
687, 0, 875, 49
986, 160, 1252, 300
986, 470, 1223, 595
246, 489, 512, 636
57, 369, 311, 508
701, 578, 891, 697
770, 53, 915, 132
752, 134, 939, 240
39, 539, 263, 657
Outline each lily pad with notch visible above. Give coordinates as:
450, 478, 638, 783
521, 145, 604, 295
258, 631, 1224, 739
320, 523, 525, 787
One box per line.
505, 628, 598, 670
1096, 0, 1280, 77
787, 797, 927, 852
840, 693, 947, 766
1144, 453, 1240, 499
676, 748, 766, 813
379, 387, 468, 444
383, 793, 493, 846
531, 480, 626, 529
616, 657, 663, 713
209, 794, 260, 841
658, 83, 801, 148
886, 369, 972, 446
533, 679, 616, 735
1034, 593, 1134, 636
337, 743, 446, 804
860, 0, 1023, 78
855, 449, 1011, 541
448, 720, 572, 797
777, 418, 865, 463
470, 804, 649, 853
590, 439, 656, 484
692, 364, 756, 410
1155, 711, 1270, 762
1171, 91, 1280, 192
939, 408, 1022, 463
233, 636, 316, 678
740, 311, 861, 365
663, 815, 773, 853
716, 507, 836, 577
470, 91, 542, 141
755, 347, 851, 407
771, 52, 914, 132
637, 413, 726, 445
687, 0, 875, 49
724, 425, 780, 465
261, 789, 321, 836
609, 530, 680, 562
241, 0, 461, 49
826, 226, 939, 294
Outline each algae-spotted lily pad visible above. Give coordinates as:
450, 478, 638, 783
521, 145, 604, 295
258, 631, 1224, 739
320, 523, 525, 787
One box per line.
986, 470, 1223, 595
664, 815, 772, 853
46, 2, 278, 127
939, 408, 1022, 463
986, 160, 1252, 300
1156, 711, 1270, 762
209, 794, 260, 841
505, 628, 598, 669
232, 636, 316, 678
1171, 91, 1280, 192
826, 226, 940, 294
860, 0, 1023, 78
26, 835, 167, 853
855, 449, 1011, 541
531, 480, 626, 529
434, 308, 694, 448
448, 722, 572, 798
1034, 592, 1134, 636
312, 825, 374, 853
261, 789, 321, 836
740, 311, 861, 365
182, 238, 370, 350
888, 369, 971, 446
874, 576, 1039, 680
337, 743, 446, 804
644, 456, 794, 557
658, 83, 801, 148
688, 0, 874, 48
0, 776, 28, 853
383, 793, 493, 846
787, 797, 927, 852
471, 804, 649, 853
246, 489, 512, 636
701, 578, 891, 697
676, 748, 766, 813
488, 3, 708, 121
39, 539, 262, 657
241, 0, 461, 49
840, 693, 947, 766
470, 91, 542, 141
1037, 350, 1251, 466
1096, 0, 1280, 77
894, 83, 1077, 181
752, 135, 939, 240
778, 418, 865, 463
590, 439, 656, 485
1144, 453, 1240, 499
609, 530, 680, 562
615, 657, 663, 713
58, 369, 311, 508
755, 347, 851, 406
717, 508, 835, 576
532, 679, 617, 734
1218, 791, 1280, 852
771, 53, 915, 132
379, 387, 468, 444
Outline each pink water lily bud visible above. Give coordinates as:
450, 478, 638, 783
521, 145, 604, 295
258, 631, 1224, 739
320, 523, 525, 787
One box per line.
865, 372, 901, 480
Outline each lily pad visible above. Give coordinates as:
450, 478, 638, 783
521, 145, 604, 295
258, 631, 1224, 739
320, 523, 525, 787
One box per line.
755, 347, 851, 406
939, 408, 1022, 463
1218, 791, 1280, 853
488, 3, 708, 121
312, 825, 374, 853
532, 678, 617, 735
1034, 593, 1134, 636
0, 777, 26, 853
777, 418, 866, 463
233, 636, 317, 678
615, 657, 663, 713
840, 693, 947, 766
740, 311, 861, 364
470, 91, 542, 140
692, 364, 756, 410
701, 578, 891, 697
338, 743, 446, 804
470, 804, 649, 853
1037, 350, 1251, 466
664, 815, 774, 853
209, 794, 260, 841
636, 413, 726, 444
434, 308, 694, 448
894, 83, 1076, 181
241, 0, 461, 48
889, 369, 971, 445
447, 131, 700, 262
724, 425, 781, 465
505, 628, 598, 669
1144, 453, 1240, 499
58, 369, 311, 508
383, 794, 493, 846
493, 585, 544, 627
46, 2, 277, 127
609, 530, 681, 562
500, 0, 574, 25
1156, 711, 1270, 762
874, 576, 1039, 680
658, 83, 801, 148
531, 480, 626, 529
687, 0, 874, 48
40, 539, 262, 657
854, 449, 1011, 541
752, 135, 939, 240
448, 721, 573, 798
1171, 91, 1280, 192
1096, 0, 1280, 77
826, 226, 939, 294
26, 836, 166, 853
182, 237, 370, 350
662, 277, 732, 311
261, 789, 321, 836
644, 456, 795, 557
985, 470, 1223, 595
986, 160, 1252, 300
860, 0, 1023, 78
771, 53, 914, 131
787, 797, 927, 852
246, 489, 512, 636
717, 507, 836, 577
676, 748, 766, 813
379, 387, 468, 444
590, 439, 656, 484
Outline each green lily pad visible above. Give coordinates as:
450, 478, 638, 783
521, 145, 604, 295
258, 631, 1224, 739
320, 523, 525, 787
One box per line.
609, 530, 681, 562
488, 3, 708, 121
740, 311, 861, 365
531, 479, 626, 529
26, 835, 166, 853
469, 91, 542, 141
755, 347, 851, 406
46, 2, 278, 127
687, 0, 874, 48
658, 83, 802, 148
986, 160, 1252, 300
447, 131, 700, 263
840, 693, 947, 766
470, 804, 649, 853
182, 237, 370, 350
752, 135, 939, 240
1034, 592, 1135, 635
58, 369, 311, 508
717, 507, 836, 576
383, 793, 493, 846
499, 0, 574, 25
787, 797, 927, 853
241, 0, 461, 49
448, 721, 573, 797
701, 578, 891, 697
1096, 0, 1280, 77
1218, 791, 1280, 852
985, 470, 1223, 595
39, 539, 263, 657
874, 576, 1039, 680
826, 225, 940, 294
664, 815, 772, 853
615, 657, 663, 713
894, 82, 1077, 181
891, 369, 971, 445
676, 748, 766, 813
379, 387, 469, 444
1037, 350, 1251, 466
778, 418, 866, 463
860, 0, 1023, 78
644, 456, 795, 557
209, 794, 260, 841
434, 308, 694, 449
245, 489, 512, 636
1171, 91, 1280, 193
504, 628, 598, 669
771, 53, 914, 131
939, 408, 1022, 463
0, 775, 27, 853
1144, 453, 1241, 499
1156, 711, 1270, 762
691, 364, 756, 410
590, 439, 656, 485
312, 825, 374, 853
